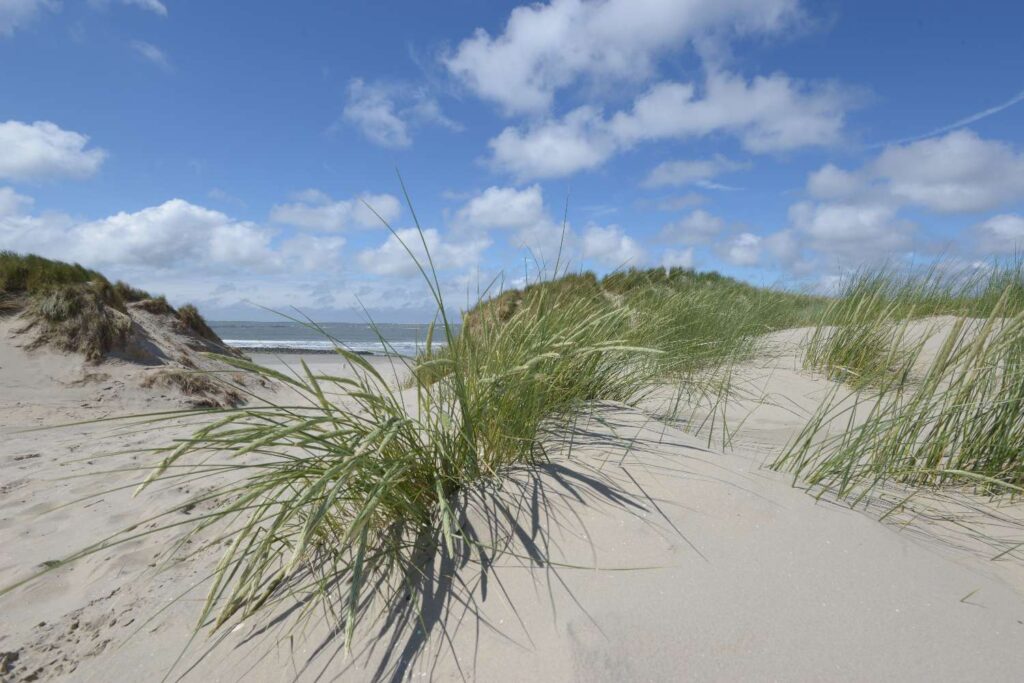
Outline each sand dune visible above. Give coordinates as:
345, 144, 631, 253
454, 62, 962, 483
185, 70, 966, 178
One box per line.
2, 328, 1024, 681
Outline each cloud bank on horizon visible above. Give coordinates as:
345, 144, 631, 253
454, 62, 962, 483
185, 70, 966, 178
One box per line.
2, 0, 1023, 320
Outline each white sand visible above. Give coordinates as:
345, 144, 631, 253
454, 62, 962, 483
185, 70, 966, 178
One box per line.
2, 323, 1024, 681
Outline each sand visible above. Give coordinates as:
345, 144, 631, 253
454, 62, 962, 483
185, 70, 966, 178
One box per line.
2, 323, 1024, 681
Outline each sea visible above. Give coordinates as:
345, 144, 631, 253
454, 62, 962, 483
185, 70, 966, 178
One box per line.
209, 321, 450, 356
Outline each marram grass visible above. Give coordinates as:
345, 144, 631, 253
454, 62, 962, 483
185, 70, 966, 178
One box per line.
777, 264, 1024, 501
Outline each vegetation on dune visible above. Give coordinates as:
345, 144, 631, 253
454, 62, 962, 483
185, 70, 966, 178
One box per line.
460, 265, 821, 390
0, 251, 226, 360
778, 263, 1024, 500
22, 282, 134, 362
17, 215, 819, 652
10, 219, 1024, 664
111, 239, 673, 646
142, 369, 244, 408
175, 303, 221, 343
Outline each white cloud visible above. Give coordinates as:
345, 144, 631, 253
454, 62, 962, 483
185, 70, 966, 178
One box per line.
0, 186, 33, 217
278, 234, 347, 272
453, 184, 546, 231
722, 232, 761, 266
270, 190, 401, 231
357, 228, 489, 277
443, 0, 801, 114
581, 224, 645, 267
872, 130, 1024, 213
0, 194, 350, 276
131, 40, 171, 71
661, 247, 695, 269
788, 200, 914, 265
974, 214, 1024, 255
489, 70, 851, 179
806, 163, 866, 200
644, 154, 748, 188
489, 106, 615, 179
660, 209, 725, 244
341, 79, 460, 148
0, 120, 107, 181
71, 200, 279, 270
0, 0, 55, 37
808, 130, 1024, 214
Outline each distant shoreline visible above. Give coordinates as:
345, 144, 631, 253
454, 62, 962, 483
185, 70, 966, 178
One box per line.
244, 346, 403, 357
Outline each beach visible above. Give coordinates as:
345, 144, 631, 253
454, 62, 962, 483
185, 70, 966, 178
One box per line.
3, 319, 1024, 681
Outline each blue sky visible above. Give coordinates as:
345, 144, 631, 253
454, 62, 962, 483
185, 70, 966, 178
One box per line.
2, 0, 1024, 321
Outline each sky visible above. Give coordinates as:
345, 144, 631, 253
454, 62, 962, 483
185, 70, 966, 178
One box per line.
2, 0, 1024, 321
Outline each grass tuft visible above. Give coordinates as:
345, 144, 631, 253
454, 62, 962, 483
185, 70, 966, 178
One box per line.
142, 369, 244, 408
21, 282, 133, 362
777, 263, 1024, 499
176, 303, 220, 342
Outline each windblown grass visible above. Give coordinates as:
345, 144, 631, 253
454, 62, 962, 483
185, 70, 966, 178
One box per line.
142, 369, 244, 408
777, 263, 1024, 501
176, 303, 219, 342
21, 282, 134, 362
5, 197, 692, 653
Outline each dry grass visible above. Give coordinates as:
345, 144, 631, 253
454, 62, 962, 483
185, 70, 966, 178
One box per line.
22, 283, 134, 362
176, 303, 219, 342
142, 369, 243, 408
134, 296, 175, 315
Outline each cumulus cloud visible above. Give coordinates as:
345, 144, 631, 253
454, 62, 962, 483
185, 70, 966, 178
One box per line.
778, 130, 1024, 275
643, 154, 748, 188
341, 79, 460, 148
0, 192, 348, 276
453, 184, 546, 231
270, 190, 401, 231
788, 200, 914, 265
720, 232, 763, 266
131, 40, 171, 71
808, 130, 1024, 214
443, 0, 801, 114
67, 200, 280, 271
0, 0, 57, 36
489, 70, 852, 179
974, 214, 1024, 255
357, 228, 489, 277
489, 106, 616, 179
0, 120, 107, 181
581, 224, 645, 267
873, 130, 1024, 213
660, 209, 725, 244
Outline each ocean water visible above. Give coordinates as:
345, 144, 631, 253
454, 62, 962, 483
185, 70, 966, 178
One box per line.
209, 321, 450, 356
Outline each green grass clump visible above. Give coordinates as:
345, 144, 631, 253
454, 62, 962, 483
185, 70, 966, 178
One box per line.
804, 273, 919, 389
0, 251, 106, 296
20, 198, 685, 651
777, 264, 1024, 500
